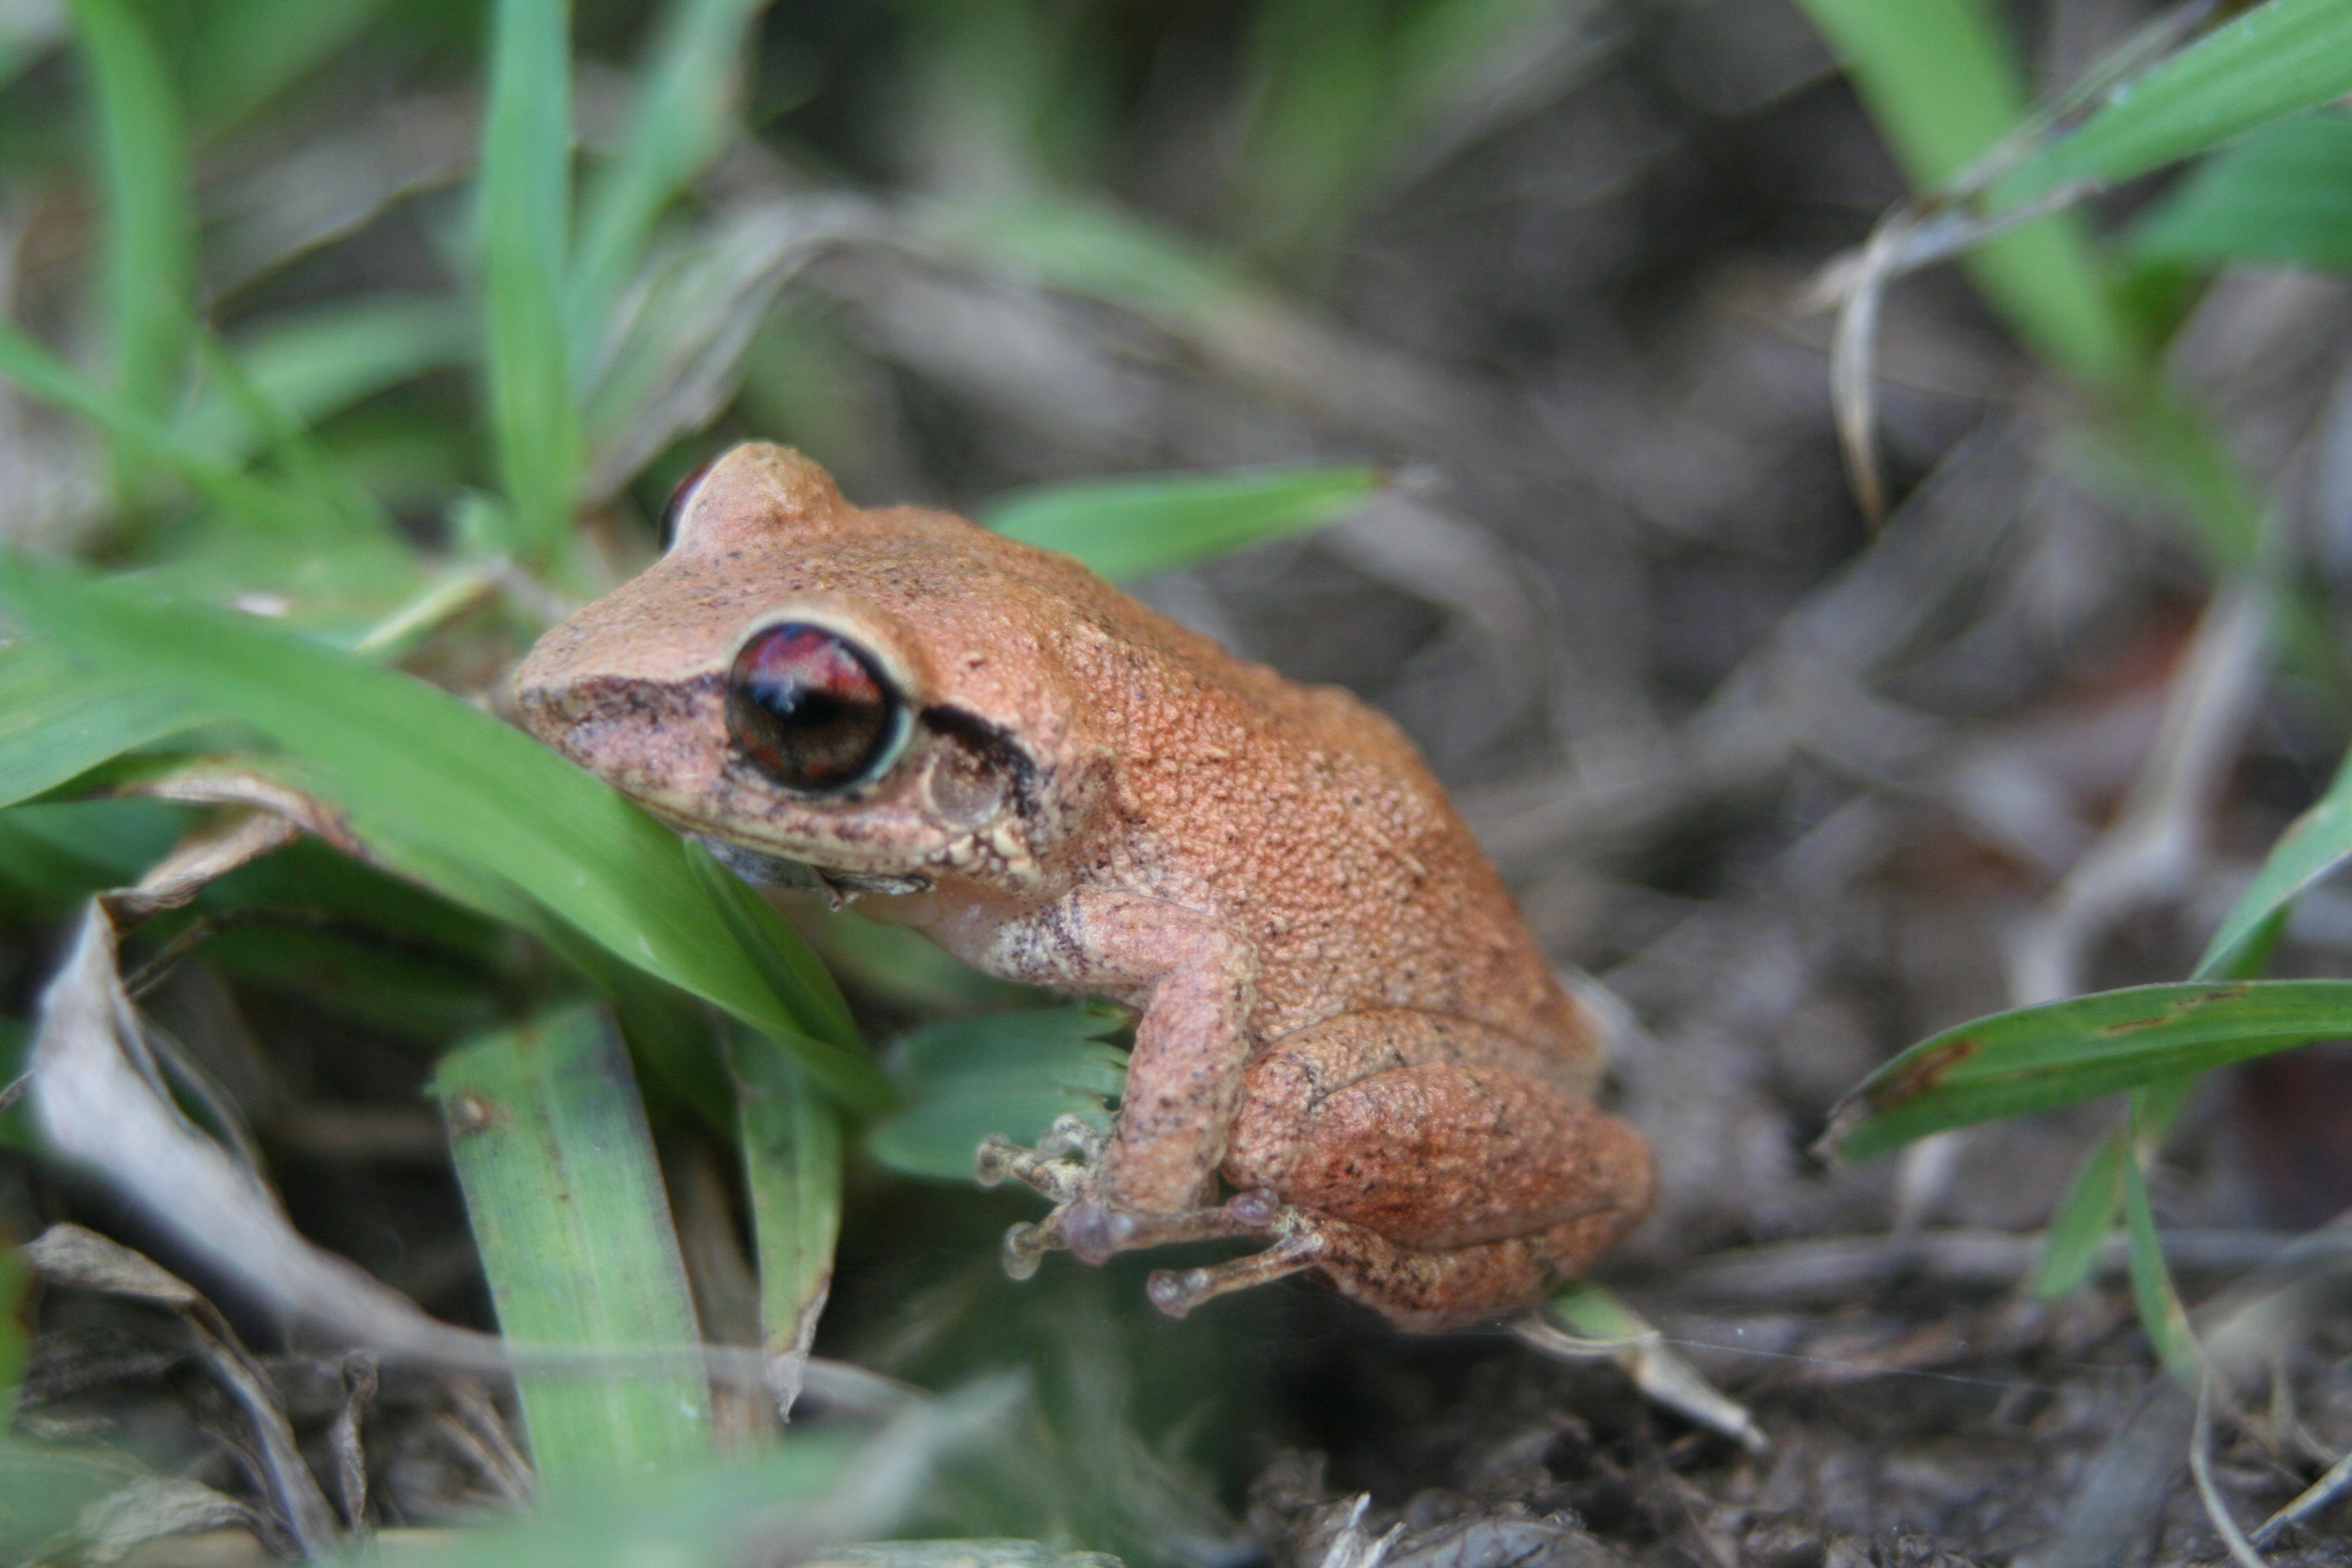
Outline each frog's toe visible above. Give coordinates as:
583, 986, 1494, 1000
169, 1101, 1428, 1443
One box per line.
973, 1128, 1098, 1206
1002, 1213, 1066, 1280
1034, 1114, 1107, 1162
1147, 1228, 1324, 1318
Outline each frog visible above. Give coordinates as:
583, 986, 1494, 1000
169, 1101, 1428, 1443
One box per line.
514, 442, 1655, 1331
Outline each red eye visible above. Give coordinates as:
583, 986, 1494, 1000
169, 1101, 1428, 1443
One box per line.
659, 457, 716, 549
725, 624, 905, 793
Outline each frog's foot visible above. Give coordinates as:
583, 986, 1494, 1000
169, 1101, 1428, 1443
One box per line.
974, 1114, 1105, 1207
1145, 1198, 1326, 1318
975, 1120, 1283, 1281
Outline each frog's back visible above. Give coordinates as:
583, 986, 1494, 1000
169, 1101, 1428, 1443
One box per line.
1039, 569, 1597, 1090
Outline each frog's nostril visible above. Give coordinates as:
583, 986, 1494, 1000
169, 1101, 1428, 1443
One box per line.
725, 622, 907, 793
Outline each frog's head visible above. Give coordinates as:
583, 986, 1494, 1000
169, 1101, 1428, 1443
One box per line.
514, 442, 1117, 897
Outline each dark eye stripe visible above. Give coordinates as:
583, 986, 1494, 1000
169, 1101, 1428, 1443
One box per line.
725, 623, 904, 793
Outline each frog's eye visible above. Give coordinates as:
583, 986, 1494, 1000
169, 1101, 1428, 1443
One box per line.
726, 623, 907, 794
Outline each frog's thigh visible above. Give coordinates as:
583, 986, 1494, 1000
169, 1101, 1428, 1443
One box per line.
1224, 1014, 1653, 1254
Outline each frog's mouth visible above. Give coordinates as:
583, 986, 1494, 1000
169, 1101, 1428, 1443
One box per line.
692, 834, 932, 898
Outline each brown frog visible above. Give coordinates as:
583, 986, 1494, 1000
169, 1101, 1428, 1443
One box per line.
514, 442, 1654, 1331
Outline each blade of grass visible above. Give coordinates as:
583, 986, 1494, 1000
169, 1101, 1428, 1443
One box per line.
391, 1382, 1014, 1568
0, 800, 189, 909
1820, 979, 2352, 1160
2132, 110, 2352, 271
0, 321, 339, 538
71, 0, 197, 501
2031, 1069, 2204, 1298
479, 0, 582, 572
2002, 0, 2352, 204
2034, 1124, 2127, 1298
568, 0, 768, 358
539, 922, 734, 1130
386, 1433, 858, 1568
1791, 0, 2137, 387
983, 466, 1382, 582
0, 556, 890, 1110
2036, 877, 2289, 1298
431, 1006, 713, 1478
725, 1031, 841, 1418
178, 0, 382, 133
1795, 0, 2272, 566
1226, 0, 1390, 264
179, 297, 474, 464
189, 333, 395, 540
683, 847, 857, 1049
2120, 1105, 2202, 1384
0, 643, 203, 810
937, 197, 1239, 328
2198, 747, 2352, 978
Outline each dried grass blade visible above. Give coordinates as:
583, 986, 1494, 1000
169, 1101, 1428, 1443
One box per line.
22, 1225, 340, 1556
27, 904, 517, 1365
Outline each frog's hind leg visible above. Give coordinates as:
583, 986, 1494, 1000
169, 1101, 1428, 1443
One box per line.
1148, 1209, 1601, 1333
1225, 1013, 1654, 1260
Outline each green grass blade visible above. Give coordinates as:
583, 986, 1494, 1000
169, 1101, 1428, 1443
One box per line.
189, 332, 396, 540
178, 0, 382, 132
865, 1004, 1126, 1181
725, 1032, 842, 1412
0, 1245, 24, 1416
0, 800, 187, 909
1790, 0, 2136, 386
478, 0, 582, 571
1820, 979, 2352, 1160
2004, 0, 2352, 202
2197, 745, 2352, 978
2119, 1108, 2201, 1384
1226, 0, 1389, 263
180, 297, 475, 464
569, 0, 766, 357
0, 642, 202, 810
0, 321, 340, 538
2032, 1124, 2126, 1299
0, 556, 891, 1111
431, 1006, 713, 1478
983, 466, 1382, 582
71, 0, 197, 491
938, 197, 1239, 327
2032, 1071, 2207, 1299
372, 1432, 860, 1568
685, 846, 858, 1051
2132, 110, 2352, 271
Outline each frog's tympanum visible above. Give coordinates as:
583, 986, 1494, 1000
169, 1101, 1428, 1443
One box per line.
516, 443, 1655, 1330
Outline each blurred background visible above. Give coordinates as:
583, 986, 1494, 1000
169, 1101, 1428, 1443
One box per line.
5, 0, 2352, 1563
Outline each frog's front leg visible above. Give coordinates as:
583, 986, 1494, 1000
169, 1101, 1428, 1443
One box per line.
970, 891, 1260, 1258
